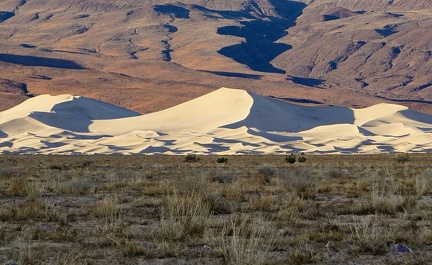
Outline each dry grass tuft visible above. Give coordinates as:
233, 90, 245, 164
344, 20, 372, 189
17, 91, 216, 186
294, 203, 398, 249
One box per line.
219, 215, 279, 265
157, 190, 211, 242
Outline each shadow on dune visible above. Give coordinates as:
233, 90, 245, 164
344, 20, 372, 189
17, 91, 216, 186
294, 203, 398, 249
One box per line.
248, 129, 303, 143
224, 92, 355, 135
0, 141, 12, 148
51, 97, 141, 120
27, 95, 141, 133
0, 130, 8, 138
376, 145, 396, 152
29, 112, 92, 133
59, 132, 112, 140
0, 54, 85, 69
40, 140, 66, 148
139, 146, 173, 154
217, 0, 306, 73
401, 109, 432, 130
197, 143, 231, 153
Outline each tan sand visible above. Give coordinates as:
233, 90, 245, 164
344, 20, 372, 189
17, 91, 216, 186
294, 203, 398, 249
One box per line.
1, 87, 432, 154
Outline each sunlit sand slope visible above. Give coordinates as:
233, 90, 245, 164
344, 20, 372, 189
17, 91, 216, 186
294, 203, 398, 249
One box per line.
1, 88, 432, 154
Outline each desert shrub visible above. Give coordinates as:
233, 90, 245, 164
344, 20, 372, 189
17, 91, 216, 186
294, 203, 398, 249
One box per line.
350, 215, 389, 255
175, 174, 211, 196
70, 179, 95, 194
415, 171, 431, 196
285, 154, 296, 164
219, 215, 279, 265
158, 191, 210, 242
327, 169, 345, 178
91, 196, 120, 220
217, 157, 228, 164
0, 168, 19, 177
212, 170, 235, 183
288, 242, 317, 264
78, 160, 93, 169
361, 174, 406, 214
251, 195, 276, 212
49, 164, 70, 170
257, 165, 277, 183
215, 183, 245, 213
396, 153, 409, 163
282, 168, 316, 199
298, 156, 307, 163
9, 177, 29, 197
257, 165, 276, 176
184, 154, 199, 162
13, 200, 65, 221
419, 229, 432, 245
8, 178, 40, 200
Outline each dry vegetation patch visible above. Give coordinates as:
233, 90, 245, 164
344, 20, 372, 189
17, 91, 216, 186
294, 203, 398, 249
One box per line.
0, 154, 431, 264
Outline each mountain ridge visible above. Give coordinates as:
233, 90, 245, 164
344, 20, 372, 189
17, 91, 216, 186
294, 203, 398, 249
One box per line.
0, 0, 431, 115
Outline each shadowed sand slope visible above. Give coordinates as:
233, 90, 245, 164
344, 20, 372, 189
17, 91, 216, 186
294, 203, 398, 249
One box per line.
1, 0, 432, 116
1, 87, 432, 154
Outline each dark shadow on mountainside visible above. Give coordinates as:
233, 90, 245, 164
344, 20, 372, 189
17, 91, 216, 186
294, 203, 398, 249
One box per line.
217, 1, 307, 73
0, 54, 85, 69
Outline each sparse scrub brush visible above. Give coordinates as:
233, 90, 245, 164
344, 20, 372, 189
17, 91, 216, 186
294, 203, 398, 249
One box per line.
158, 191, 210, 242
298, 155, 307, 163
9, 177, 29, 197
350, 215, 389, 255
217, 157, 228, 164
282, 168, 316, 199
184, 153, 200, 162
256, 165, 277, 183
415, 170, 431, 196
219, 215, 279, 265
212, 170, 235, 183
285, 154, 296, 164
257, 165, 277, 177
396, 153, 409, 163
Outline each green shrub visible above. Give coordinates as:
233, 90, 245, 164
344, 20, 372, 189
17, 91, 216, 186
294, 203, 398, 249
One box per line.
285, 154, 296, 164
184, 154, 199, 163
298, 156, 307, 163
396, 153, 409, 163
217, 157, 228, 164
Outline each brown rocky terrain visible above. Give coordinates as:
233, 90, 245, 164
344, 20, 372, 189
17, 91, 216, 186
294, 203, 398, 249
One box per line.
0, 0, 431, 114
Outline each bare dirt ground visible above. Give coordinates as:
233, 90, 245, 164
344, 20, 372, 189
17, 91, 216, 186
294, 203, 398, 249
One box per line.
0, 0, 431, 114
0, 154, 431, 264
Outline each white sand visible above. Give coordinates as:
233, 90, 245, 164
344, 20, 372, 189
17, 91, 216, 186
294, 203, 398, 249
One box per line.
1, 87, 432, 154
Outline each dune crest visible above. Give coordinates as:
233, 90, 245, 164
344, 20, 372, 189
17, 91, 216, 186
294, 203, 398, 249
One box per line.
1, 88, 432, 154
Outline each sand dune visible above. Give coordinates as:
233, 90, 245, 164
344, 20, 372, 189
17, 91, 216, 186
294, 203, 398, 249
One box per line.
1, 87, 432, 154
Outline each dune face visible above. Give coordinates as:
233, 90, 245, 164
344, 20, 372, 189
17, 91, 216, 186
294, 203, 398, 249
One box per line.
0, 0, 431, 115
1, 88, 432, 155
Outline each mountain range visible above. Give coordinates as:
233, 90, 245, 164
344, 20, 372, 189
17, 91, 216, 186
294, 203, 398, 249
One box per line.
1, 0, 431, 115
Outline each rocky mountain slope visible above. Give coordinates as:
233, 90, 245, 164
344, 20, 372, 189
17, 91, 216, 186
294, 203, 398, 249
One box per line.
0, 0, 431, 114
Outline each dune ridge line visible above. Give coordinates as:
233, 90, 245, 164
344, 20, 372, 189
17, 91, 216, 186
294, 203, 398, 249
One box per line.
1, 87, 432, 154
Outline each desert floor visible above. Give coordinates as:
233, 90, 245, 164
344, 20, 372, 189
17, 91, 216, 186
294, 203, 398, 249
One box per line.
0, 154, 431, 264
